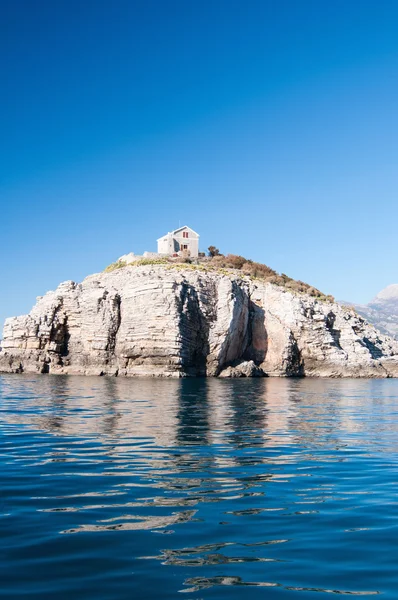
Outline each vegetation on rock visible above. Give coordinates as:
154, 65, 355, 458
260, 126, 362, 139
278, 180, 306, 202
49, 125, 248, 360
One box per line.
104, 260, 127, 272
104, 252, 334, 302
208, 254, 334, 301
208, 245, 221, 257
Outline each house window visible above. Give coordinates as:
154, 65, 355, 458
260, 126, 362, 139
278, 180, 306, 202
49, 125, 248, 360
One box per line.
182, 244, 188, 250
183, 231, 189, 238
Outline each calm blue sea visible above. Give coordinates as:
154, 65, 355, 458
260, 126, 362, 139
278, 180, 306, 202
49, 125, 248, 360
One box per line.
1, 375, 398, 599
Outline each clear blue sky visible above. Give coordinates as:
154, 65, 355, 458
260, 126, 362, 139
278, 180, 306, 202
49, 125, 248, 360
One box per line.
1, 0, 398, 327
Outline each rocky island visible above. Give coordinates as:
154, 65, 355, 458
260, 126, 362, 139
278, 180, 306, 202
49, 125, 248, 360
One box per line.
1, 258, 398, 378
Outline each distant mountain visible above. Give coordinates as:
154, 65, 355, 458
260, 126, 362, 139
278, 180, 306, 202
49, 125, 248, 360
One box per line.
341, 285, 398, 339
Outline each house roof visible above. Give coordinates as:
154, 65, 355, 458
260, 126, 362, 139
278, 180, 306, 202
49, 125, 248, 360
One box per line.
172, 225, 199, 236
157, 226, 199, 241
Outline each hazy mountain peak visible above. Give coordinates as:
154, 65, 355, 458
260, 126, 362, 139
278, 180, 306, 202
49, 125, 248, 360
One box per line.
372, 284, 398, 304
341, 284, 398, 339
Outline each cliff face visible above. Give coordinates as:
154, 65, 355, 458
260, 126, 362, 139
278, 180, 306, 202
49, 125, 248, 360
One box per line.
1, 265, 398, 378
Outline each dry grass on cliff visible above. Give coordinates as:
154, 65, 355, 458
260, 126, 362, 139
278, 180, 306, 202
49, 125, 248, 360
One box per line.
103, 260, 128, 272
104, 258, 170, 272
104, 254, 334, 302
205, 254, 334, 301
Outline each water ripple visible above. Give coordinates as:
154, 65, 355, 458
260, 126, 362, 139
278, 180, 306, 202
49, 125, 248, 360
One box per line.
1, 375, 398, 598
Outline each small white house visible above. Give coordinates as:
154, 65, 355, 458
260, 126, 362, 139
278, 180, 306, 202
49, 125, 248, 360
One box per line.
157, 226, 200, 258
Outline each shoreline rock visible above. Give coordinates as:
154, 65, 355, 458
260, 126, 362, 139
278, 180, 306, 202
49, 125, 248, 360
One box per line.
1, 265, 398, 378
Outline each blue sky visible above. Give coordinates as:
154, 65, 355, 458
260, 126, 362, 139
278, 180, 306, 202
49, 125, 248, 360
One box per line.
1, 0, 398, 327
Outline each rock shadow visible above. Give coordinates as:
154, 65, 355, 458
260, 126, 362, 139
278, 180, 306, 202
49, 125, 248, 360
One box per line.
177, 281, 210, 376
362, 337, 384, 359
325, 312, 342, 349
244, 301, 267, 365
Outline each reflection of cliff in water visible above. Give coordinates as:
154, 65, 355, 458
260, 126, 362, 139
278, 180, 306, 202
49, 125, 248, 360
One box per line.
2, 375, 396, 454
0, 375, 181, 447
176, 379, 210, 446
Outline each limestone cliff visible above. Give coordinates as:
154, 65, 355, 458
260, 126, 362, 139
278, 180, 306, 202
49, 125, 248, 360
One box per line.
1, 265, 398, 378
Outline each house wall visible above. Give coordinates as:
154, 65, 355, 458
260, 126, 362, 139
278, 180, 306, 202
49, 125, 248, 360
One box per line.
157, 234, 174, 254
157, 228, 199, 257
173, 233, 199, 257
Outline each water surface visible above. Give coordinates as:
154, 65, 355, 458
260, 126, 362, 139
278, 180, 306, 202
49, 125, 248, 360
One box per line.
1, 375, 398, 598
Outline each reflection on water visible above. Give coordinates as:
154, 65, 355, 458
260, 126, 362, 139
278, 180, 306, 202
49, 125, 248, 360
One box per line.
1, 375, 398, 599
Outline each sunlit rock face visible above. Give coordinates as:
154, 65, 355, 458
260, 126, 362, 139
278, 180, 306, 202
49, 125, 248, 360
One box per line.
1, 266, 398, 378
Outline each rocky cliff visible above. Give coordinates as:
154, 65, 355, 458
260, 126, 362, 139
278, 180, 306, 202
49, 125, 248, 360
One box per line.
1, 265, 398, 378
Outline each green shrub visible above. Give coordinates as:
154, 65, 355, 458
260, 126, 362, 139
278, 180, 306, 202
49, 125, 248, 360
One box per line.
208, 245, 221, 257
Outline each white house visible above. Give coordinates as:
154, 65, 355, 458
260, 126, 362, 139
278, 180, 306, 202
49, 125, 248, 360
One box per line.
157, 226, 200, 257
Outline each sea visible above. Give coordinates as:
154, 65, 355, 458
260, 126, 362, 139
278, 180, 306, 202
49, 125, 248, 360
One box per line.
1, 374, 398, 599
